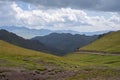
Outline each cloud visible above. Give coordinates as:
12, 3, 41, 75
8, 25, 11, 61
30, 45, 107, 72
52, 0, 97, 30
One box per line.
0, 1, 17, 26
7, 0, 120, 12
11, 2, 92, 28
0, 1, 120, 32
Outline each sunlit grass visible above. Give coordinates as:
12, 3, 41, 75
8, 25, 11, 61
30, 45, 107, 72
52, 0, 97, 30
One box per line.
80, 31, 120, 52
0, 40, 120, 79
65, 53, 120, 68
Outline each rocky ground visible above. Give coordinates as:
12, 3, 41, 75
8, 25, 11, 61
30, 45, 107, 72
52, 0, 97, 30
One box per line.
1, 67, 120, 80
0, 67, 79, 80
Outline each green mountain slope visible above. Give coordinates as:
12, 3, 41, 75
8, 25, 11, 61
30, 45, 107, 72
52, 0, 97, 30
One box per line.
0, 40, 62, 69
0, 40, 120, 80
0, 40, 83, 70
0, 40, 79, 80
80, 31, 120, 53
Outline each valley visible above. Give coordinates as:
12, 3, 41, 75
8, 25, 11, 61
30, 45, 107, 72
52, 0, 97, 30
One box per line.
0, 0, 120, 80
32, 33, 98, 55
0, 30, 120, 80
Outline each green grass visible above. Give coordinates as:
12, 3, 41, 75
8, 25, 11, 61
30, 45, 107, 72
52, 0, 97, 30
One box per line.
0, 40, 84, 70
0, 40, 120, 79
0, 40, 68, 70
65, 53, 120, 69
0, 40, 120, 69
65, 53, 120, 80
66, 68, 120, 80
80, 30, 120, 52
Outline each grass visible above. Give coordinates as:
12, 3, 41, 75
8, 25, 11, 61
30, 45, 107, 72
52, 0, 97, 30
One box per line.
0, 40, 82, 70
0, 40, 120, 69
65, 53, 120, 69
0, 40, 120, 79
64, 53, 120, 80
0, 40, 67, 70
66, 68, 120, 80
80, 30, 120, 52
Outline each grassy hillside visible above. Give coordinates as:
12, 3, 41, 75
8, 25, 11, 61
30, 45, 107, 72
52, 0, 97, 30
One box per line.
0, 40, 120, 80
1, 40, 119, 69
80, 31, 120, 52
0, 40, 69, 70
65, 53, 120, 69
0, 40, 85, 70
65, 53, 120, 80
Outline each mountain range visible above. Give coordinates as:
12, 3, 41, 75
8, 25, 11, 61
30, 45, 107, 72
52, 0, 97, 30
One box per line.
0, 29, 120, 80
0, 29, 99, 55
32, 33, 98, 54
0, 26, 109, 39
0, 29, 63, 55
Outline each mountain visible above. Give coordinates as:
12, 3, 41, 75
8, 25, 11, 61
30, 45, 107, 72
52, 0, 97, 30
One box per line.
80, 31, 110, 36
0, 26, 81, 39
0, 26, 109, 39
80, 30, 120, 53
1, 39, 120, 80
0, 29, 62, 55
0, 40, 73, 79
0, 26, 53, 39
32, 33, 99, 54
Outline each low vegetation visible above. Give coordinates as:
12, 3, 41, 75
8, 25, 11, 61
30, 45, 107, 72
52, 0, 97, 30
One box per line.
0, 40, 120, 80
64, 53, 120, 80
80, 31, 120, 53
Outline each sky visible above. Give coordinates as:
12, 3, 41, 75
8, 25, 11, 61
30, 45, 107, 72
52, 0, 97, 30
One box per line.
0, 0, 120, 32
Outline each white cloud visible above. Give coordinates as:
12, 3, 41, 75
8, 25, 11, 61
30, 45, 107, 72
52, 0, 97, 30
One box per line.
0, 1, 120, 32
0, 1, 17, 26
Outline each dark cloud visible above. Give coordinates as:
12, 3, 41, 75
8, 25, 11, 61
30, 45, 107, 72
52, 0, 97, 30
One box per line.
9, 0, 120, 12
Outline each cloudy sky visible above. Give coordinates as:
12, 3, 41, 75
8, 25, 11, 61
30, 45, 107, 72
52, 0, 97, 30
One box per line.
0, 0, 120, 32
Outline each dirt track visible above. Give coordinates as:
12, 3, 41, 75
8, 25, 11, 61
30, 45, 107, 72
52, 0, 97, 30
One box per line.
75, 50, 120, 55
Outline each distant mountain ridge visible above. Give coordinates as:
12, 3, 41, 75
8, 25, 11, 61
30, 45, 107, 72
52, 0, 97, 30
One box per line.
32, 33, 99, 54
0, 26, 52, 39
0, 29, 63, 55
0, 26, 109, 39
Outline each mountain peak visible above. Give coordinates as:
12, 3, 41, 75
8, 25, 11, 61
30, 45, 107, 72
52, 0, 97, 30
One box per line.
32, 33, 99, 54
